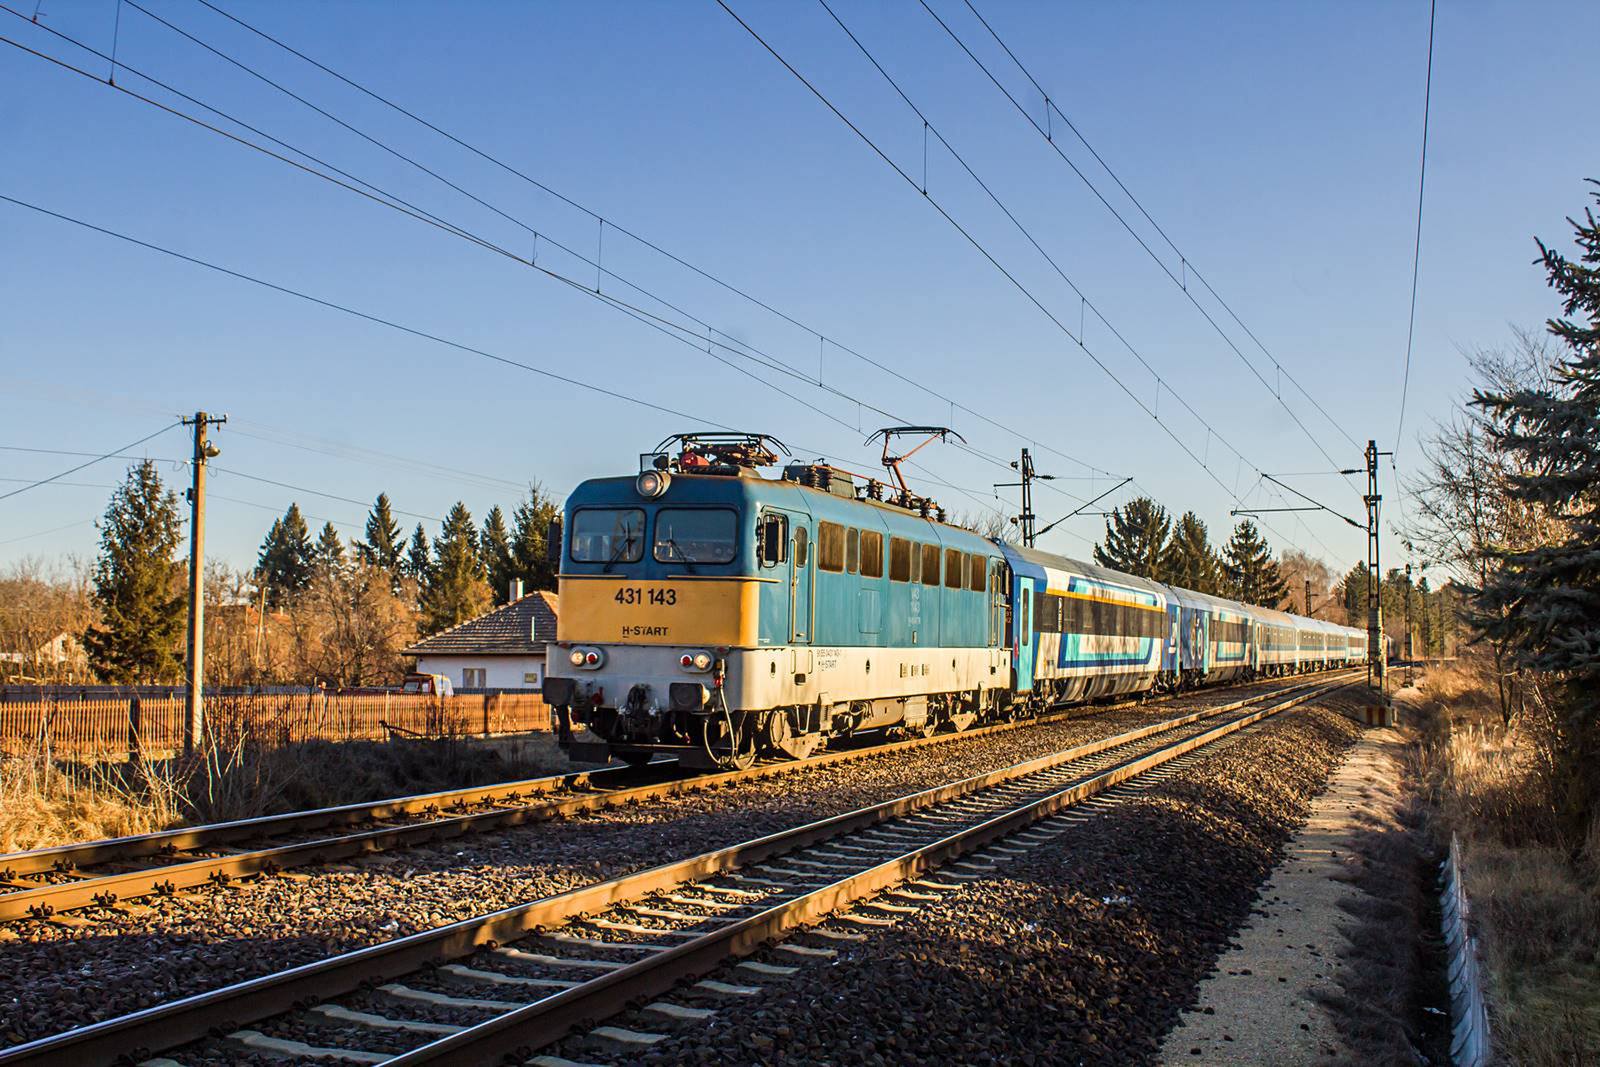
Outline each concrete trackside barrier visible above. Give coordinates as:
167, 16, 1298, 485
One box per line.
1440, 832, 1492, 1066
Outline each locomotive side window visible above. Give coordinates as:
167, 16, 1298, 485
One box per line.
888, 536, 911, 582
846, 528, 860, 573
861, 530, 884, 578
654, 508, 738, 564
921, 544, 940, 584
795, 525, 809, 567
758, 513, 787, 567
967, 553, 987, 592
570, 508, 645, 563
944, 548, 963, 589
817, 522, 845, 572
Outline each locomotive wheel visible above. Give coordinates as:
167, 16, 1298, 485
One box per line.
763, 710, 821, 760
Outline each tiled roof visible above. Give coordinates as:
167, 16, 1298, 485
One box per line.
403, 590, 559, 656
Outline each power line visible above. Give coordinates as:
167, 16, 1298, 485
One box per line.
184, 0, 1111, 481
0, 7, 1100, 507
0, 422, 178, 502
208, 468, 443, 523
724, 0, 1340, 563
936, 0, 1363, 469
1394, 0, 1437, 457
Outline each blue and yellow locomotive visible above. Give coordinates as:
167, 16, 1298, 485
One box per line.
542, 433, 1367, 769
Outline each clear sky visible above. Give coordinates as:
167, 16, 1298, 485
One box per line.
3, 0, 1597, 581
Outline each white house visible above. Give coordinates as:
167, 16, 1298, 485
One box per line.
403, 587, 558, 691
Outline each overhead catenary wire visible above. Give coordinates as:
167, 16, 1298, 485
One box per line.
1393, 0, 1437, 459
0, 7, 1100, 511
934, 0, 1363, 470
722, 0, 1337, 563
184, 0, 1112, 481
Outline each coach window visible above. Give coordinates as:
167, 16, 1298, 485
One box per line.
968, 553, 987, 592
889, 537, 911, 582
817, 521, 844, 572
921, 544, 940, 584
944, 547, 963, 589
861, 530, 884, 578
846, 528, 860, 573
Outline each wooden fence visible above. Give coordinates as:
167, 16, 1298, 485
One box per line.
0, 691, 551, 760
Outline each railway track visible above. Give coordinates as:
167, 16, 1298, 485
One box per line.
0, 671, 1349, 924
0, 670, 1360, 1066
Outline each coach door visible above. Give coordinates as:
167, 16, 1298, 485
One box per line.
1014, 575, 1036, 692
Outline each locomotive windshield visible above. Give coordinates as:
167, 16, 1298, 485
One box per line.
653, 508, 738, 564
570, 508, 645, 563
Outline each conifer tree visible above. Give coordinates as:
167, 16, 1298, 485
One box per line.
83, 460, 186, 683
1474, 182, 1600, 847
1093, 496, 1171, 581
404, 524, 432, 583
420, 502, 490, 633
355, 493, 403, 574
482, 505, 515, 605
256, 503, 314, 608
511, 485, 560, 591
1162, 511, 1221, 594
314, 522, 346, 574
1221, 519, 1288, 607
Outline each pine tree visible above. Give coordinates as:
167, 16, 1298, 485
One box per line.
482, 505, 515, 605
1473, 181, 1600, 847
256, 503, 314, 608
355, 493, 403, 574
404, 524, 432, 584
1093, 496, 1171, 581
419, 502, 490, 633
83, 460, 186, 683
1222, 519, 1289, 607
511, 485, 560, 591
314, 521, 346, 574
1162, 511, 1221, 594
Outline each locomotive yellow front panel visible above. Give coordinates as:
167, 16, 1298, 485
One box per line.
558, 576, 762, 647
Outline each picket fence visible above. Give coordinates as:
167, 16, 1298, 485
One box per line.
0, 691, 551, 760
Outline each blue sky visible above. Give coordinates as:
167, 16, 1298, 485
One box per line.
3, 0, 1596, 579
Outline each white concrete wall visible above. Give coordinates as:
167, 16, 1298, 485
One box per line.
415, 654, 545, 690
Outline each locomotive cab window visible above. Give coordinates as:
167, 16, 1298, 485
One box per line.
758, 513, 788, 567
570, 508, 645, 563
944, 547, 963, 589
861, 530, 884, 578
654, 508, 738, 564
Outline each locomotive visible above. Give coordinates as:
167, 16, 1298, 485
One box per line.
541, 432, 1368, 770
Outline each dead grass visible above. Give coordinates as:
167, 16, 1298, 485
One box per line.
1410, 654, 1600, 1066
0, 729, 576, 854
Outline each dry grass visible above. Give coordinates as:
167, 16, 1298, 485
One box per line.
1410, 654, 1600, 1066
0, 729, 576, 854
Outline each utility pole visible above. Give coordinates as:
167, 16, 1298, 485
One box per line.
182, 411, 226, 754
994, 449, 1052, 547
1404, 561, 1414, 687
1305, 577, 1315, 618
1362, 439, 1392, 693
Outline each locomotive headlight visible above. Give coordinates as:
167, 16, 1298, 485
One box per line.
569, 650, 585, 667
678, 650, 713, 672
635, 470, 671, 498
570, 646, 605, 670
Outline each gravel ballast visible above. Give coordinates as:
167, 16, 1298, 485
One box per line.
0, 687, 1293, 1048
607, 696, 1366, 1066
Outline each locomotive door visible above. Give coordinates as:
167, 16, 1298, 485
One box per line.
1014, 575, 1036, 692
788, 519, 811, 643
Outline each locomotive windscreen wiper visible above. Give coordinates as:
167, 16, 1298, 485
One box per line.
658, 536, 698, 574
601, 535, 638, 573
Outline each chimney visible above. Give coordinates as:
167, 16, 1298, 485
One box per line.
509, 578, 524, 601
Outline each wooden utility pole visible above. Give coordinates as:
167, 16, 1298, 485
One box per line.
182, 411, 226, 754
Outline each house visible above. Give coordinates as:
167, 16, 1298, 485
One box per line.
403, 584, 558, 691
0, 631, 89, 683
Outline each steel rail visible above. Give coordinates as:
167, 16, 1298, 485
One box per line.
390, 675, 1354, 1064
0, 671, 1346, 921
0, 671, 1359, 1066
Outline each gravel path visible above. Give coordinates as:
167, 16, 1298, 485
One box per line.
615, 694, 1365, 1066
0, 688, 1275, 1048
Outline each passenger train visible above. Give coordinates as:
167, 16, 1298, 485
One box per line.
542, 434, 1369, 770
